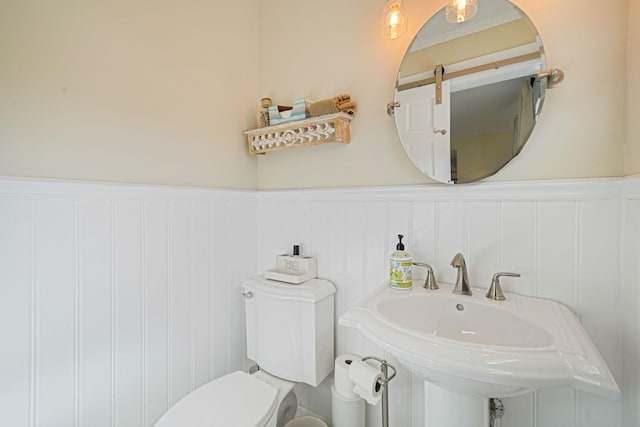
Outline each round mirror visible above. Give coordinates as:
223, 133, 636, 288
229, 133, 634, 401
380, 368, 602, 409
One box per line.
394, 0, 547, 184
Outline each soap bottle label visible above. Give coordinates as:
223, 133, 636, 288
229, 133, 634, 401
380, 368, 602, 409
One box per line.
390, 258, 412, 289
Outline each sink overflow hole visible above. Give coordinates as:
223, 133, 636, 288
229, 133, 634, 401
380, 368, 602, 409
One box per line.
456, 304, 464, 311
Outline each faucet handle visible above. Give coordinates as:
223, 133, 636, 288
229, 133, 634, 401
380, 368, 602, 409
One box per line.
412, 262, 439, 290
486, 272, 521, 301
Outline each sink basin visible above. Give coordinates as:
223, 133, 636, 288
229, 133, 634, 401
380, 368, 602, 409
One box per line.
339, 283, 620, 399
377, 295, 553, 348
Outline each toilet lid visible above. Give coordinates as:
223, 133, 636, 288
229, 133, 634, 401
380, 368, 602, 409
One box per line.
155, 371, 278, 427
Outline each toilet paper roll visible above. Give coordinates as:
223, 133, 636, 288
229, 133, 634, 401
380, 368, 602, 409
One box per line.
334, 354, 360, 399
331, 385, 365, 427
348, 359, 383, 405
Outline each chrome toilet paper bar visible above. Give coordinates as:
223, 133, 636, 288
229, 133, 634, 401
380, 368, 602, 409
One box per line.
361, 356, 396, 427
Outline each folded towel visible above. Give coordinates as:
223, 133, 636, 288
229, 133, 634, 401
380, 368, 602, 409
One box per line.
309, 94, 356, 117
335, 94, 351, 104
309, 99, 339, 116
337, 100, 357, 116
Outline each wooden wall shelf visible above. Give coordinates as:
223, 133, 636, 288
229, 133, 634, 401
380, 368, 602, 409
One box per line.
244, 112, 352, 154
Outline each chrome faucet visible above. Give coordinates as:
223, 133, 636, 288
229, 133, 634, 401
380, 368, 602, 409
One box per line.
412, 262, 439, 290
486, 272, 521, 301
450, 253, 472, 296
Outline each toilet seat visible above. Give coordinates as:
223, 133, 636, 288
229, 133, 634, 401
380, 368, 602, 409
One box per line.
154, 371, 278, 427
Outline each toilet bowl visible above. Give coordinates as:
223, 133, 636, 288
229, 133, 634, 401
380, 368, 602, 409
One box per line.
154, 370, 297, 427
253, 369, 298, 426
153, 277, 336, 427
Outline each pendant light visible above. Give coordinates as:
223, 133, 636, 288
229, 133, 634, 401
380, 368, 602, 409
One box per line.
446, 0, 478, 24
384, 0, 407, 39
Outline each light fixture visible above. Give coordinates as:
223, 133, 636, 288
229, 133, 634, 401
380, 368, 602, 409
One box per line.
446, 0, 478, 24
384, 0, 407, 40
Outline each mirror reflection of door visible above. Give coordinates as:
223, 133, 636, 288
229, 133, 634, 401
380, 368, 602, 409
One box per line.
393, 0, 547, 184
395, 81, 452, 183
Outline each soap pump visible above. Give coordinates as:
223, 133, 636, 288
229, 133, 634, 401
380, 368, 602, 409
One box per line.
389, 234, 412, 289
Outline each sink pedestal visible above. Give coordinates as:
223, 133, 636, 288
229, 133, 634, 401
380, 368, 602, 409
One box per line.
424, 382, 489, 427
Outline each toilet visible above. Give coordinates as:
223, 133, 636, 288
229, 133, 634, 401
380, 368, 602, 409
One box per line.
155, 276, 336, 427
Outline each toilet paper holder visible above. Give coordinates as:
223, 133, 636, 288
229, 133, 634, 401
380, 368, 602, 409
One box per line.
362, 356, 396, 427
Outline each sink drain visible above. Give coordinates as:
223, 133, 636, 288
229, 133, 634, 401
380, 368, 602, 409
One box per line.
456, 303, 464, 311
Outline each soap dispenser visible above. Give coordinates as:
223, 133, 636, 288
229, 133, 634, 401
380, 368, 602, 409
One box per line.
389, 234, 412, 289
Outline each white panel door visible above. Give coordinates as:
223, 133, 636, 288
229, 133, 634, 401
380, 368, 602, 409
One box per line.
395, 82, 452, 183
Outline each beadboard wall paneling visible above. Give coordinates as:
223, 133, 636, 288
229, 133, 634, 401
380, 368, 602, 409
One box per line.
0, 179, 256, 427
621, 177, 640, 427
0, 199, 34, 427
78, 200, 113, 427
255, 181, 627, 427
2, 176, 638, 427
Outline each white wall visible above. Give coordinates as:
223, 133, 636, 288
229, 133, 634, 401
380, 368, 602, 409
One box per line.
256, 0, 627, 189
0, 1, 637, 426
256, 178, 633, 427
621, 178, 640, 427
2, 176, 639, 426
0, 0, 258, 189
0, 179, 256, 427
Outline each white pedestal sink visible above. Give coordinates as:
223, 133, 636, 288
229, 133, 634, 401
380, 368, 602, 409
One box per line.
339, 283, 619, 427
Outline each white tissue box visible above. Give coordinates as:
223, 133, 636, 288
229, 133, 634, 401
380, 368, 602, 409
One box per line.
264, 254, 317, 284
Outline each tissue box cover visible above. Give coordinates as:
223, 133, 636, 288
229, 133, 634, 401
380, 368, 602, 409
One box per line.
268, 99, 311, 125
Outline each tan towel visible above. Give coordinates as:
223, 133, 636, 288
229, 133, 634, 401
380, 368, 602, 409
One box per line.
309, 99, 339, 116
309, 94, 356, 117
337, 100, 356, 115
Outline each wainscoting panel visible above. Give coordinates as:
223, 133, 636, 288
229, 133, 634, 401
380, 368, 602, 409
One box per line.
256, 180, 627, 427
79, 200, 115, 427
1, 199, 35, 427
143, 200, 169, 427
36, 199, 77, 427
0, 179, 256, 427
2, 177, 638, 427
621, 179, 640, 427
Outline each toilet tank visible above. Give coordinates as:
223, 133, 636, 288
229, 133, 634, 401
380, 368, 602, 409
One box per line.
243, 277, 336, 387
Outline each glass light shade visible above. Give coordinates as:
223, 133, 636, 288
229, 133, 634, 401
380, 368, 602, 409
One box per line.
445, 0, 478, 23
384, 0, 407, 39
